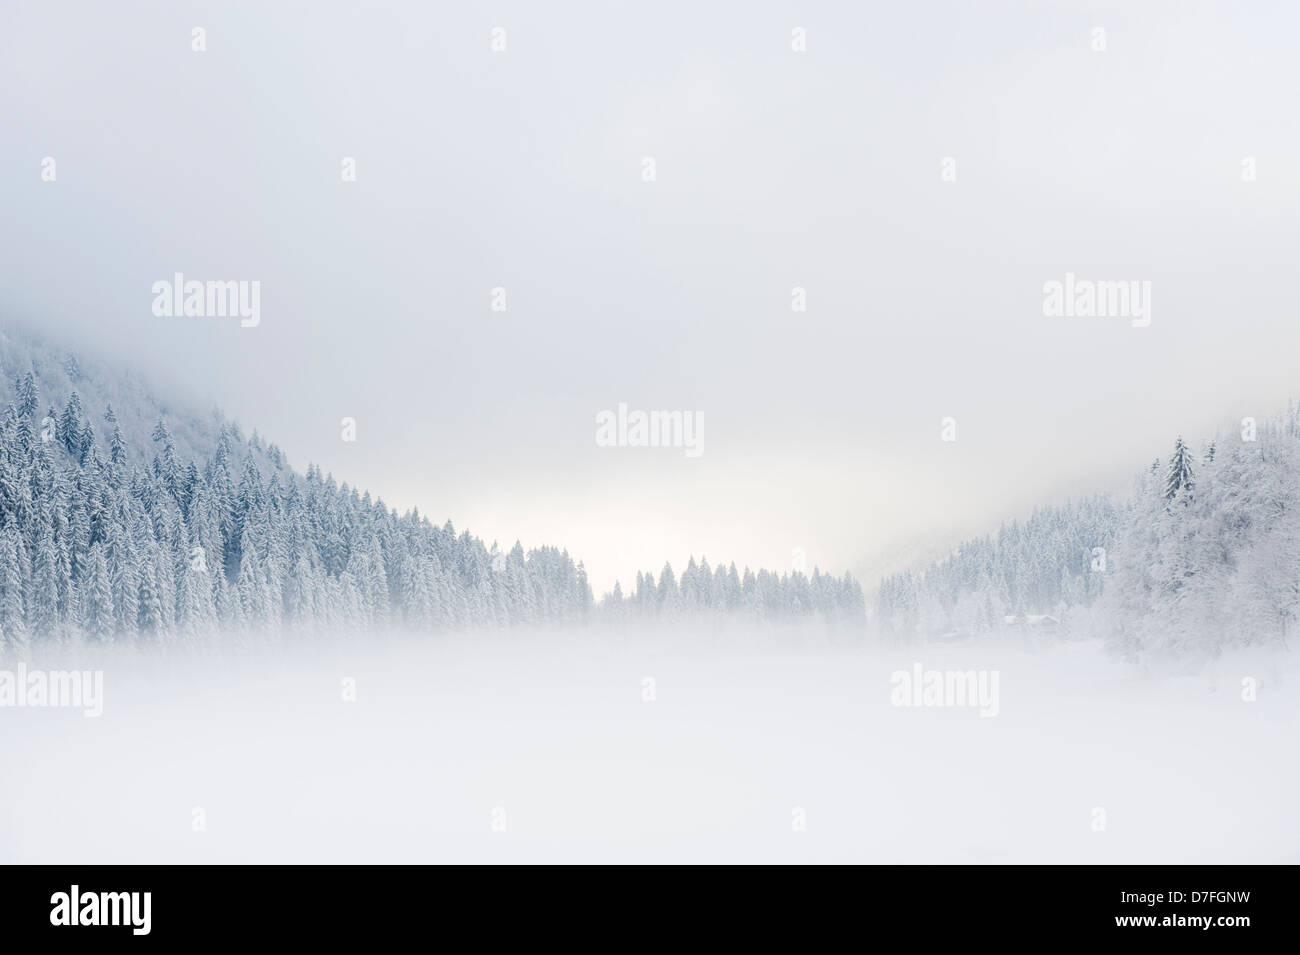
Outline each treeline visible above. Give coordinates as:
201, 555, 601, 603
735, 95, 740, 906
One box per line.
873, 496, 1119, 641
1102, 420, 1300, 658
0, 369, 863, 650
875, 413, 1300, 658
600, 559, 865, 630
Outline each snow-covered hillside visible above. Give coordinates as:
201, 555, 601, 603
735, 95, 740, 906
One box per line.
876, 414, 1300, 662
0, 325, 865, 650
0, 323, 281, 473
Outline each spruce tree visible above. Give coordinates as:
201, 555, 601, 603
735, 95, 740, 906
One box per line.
16, 372, 39, 419
60, 392, 84, 457
0, 519, 28, 651
1165, 436, 1195, 502
82, 543, 115, 642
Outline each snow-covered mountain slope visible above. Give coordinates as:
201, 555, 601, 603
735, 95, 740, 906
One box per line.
0, 323, 864, 649
877, 412, 1300, 660
0, 323, 282, 473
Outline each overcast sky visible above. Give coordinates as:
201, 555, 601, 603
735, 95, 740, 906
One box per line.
3, 1, 1298, 591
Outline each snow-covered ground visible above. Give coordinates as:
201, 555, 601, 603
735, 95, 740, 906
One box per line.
1, 631, 1296, 863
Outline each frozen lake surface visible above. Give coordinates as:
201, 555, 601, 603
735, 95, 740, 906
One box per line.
2, 630, 1295, 864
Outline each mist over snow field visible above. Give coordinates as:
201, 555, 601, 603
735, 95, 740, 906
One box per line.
2, 630, 1295, 864
4, 0, 1300, 878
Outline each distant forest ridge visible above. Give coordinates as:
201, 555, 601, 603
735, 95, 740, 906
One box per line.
0, 325, 865, 649
876, 409, 1300, 658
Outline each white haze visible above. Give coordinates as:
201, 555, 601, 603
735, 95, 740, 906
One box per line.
1, 1, 1298, 868
2, 632, 1296, 864
3, 2, 1300, 590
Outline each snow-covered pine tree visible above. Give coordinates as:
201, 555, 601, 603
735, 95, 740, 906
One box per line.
0, 518, 27, 651
1165, 436, 1195, 503
15, 372, 39, 420
81, 542, 115, 643
60, 392, 83, 458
